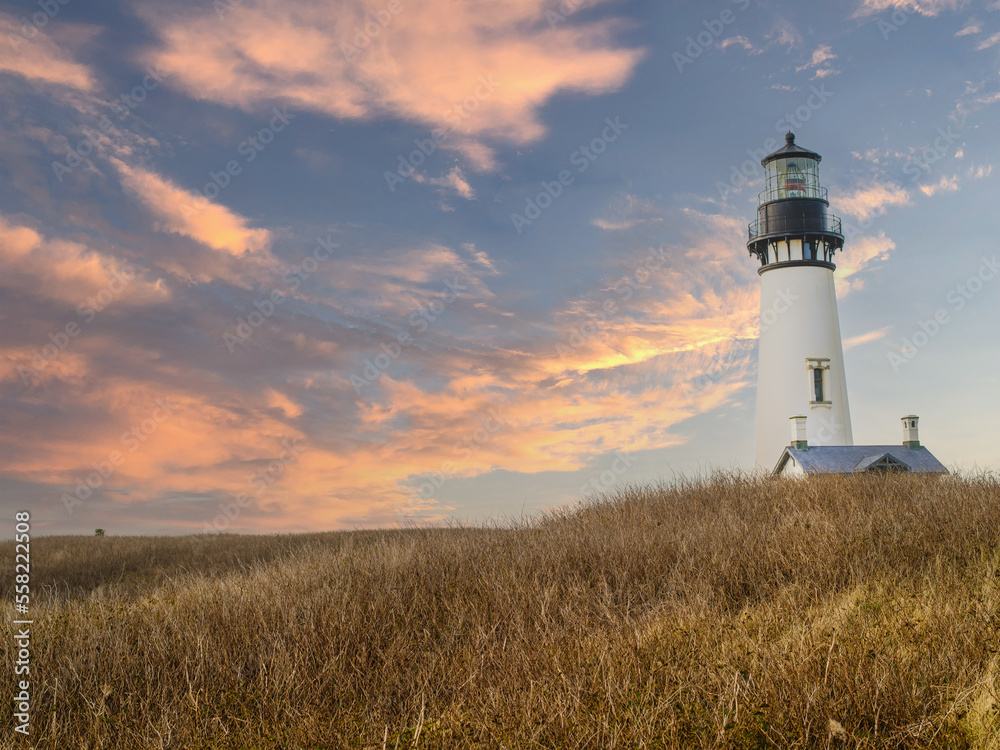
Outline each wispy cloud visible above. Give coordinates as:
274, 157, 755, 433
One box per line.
768, 18, 803, 48
460, 243, 499, 275
414, 167, 476, 200
0, 12, 96, 90
591, 194, 664, 232
317, 241, 497, 314
955, 19, 981, 34
838, 182, 911, 221
976, 30, 1000, 49
797, 44, 837, 70
843, 326, 891, 349
112, 159, 271, 257
794, 44, 839, 78
0, 11, 95, 91
919, 174, 959, 196
719, 36, 760, 54
853, 0, 966, 18
592, 218, 642, 231
836, 234, 895, 297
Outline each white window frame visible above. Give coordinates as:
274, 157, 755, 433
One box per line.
806, 358, 831, 405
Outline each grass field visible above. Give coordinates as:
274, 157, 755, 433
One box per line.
2, 472, 999, 748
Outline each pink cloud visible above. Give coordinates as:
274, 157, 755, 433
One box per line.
838, 181, 911, 221
112, 159, 271, 257
138, 0, 643, 169
0, 12, 96, 90
919, 174, 960, 196
835, 233, 895, 297
843, 326, 891, 349
0, 216, 168, 306
414, 167, 476, 200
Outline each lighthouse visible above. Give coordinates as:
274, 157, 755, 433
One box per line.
748, 133, 853, 469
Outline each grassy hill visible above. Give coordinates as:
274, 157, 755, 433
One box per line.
2, 473, 999, 748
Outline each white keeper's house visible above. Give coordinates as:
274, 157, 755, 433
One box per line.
745, 133, 948, 477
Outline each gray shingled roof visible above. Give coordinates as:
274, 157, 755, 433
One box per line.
775, 445, 949, 476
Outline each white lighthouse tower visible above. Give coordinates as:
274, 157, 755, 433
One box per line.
748, 133, 853, 469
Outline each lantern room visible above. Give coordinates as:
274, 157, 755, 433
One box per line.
762, 152, 822, 201
747, 132, 844, 269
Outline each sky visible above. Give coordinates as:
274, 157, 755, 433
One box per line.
1, 0, 998, 536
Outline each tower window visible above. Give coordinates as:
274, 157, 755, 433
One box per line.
806, 358, 831, 405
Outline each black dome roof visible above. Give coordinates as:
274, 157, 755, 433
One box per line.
761, 132, 822, 166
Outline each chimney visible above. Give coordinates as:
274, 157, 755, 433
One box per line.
902, 415, 920, 449
790, 415, 808, 450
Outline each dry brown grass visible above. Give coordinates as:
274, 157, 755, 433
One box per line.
2, 472, 999, 749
